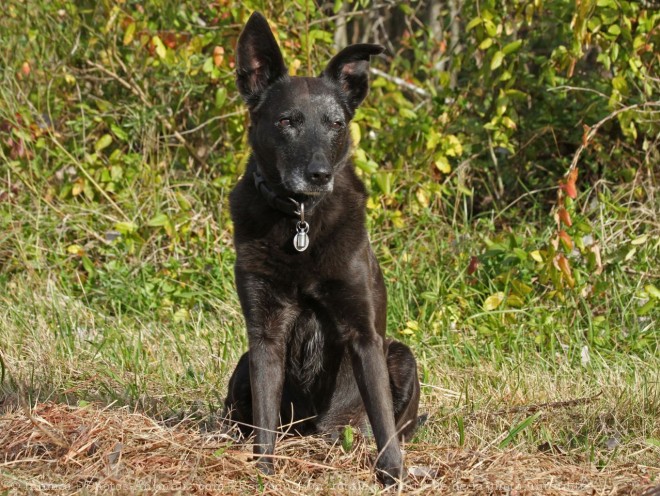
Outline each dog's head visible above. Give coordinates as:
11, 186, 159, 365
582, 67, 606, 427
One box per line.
236, 12, 383, 196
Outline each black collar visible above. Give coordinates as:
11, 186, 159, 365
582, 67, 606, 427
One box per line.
253, 171, 324, 218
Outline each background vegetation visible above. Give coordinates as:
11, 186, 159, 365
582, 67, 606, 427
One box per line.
1, 0, 658, 493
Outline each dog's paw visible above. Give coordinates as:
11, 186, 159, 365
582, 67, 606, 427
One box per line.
375, 467, 402, 488
375, 459, 403, 487
256, 457, 275, 476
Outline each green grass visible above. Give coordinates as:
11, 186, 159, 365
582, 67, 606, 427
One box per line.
1, 191, 658, 474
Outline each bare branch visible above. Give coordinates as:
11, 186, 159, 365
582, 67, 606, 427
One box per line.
369, 68, 431, 99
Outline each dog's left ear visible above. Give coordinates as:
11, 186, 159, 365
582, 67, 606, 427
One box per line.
321, 44, 384, 111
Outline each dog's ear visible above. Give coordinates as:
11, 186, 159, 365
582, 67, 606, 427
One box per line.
321, 44, 384, 111
236, 12, 288, 108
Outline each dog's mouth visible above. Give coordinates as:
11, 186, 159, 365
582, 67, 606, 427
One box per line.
284, 178, 334, 197
300, 188, 330, 196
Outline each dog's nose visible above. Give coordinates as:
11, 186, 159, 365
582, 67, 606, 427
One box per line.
306, 158, 332, 186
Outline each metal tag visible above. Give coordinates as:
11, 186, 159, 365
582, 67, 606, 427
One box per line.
293, 221, 309, 252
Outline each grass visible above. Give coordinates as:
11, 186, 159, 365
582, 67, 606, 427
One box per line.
1, 190, 659, 493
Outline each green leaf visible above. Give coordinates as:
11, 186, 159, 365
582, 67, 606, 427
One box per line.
110, 165, 123, 182
491, 51, 505, 70
502, 40, 522, 55
94, 134, 113, 152
202, 57, 214, 74
455, 416, 465, 446
374, 171, 392, 195
110, 124, 128, 142
215, 87, 227, 109
147, 213, 170, 227
82, 255, 95, 274
466, 17, 483, 31
645, 284, 660, 300
479, 38, 493, 50
484, 19, 498, 37
114, 222, 137, 235
637, 300, 655, 316
499, 412, 542, 449
152, 35, 167, 59
342, 425, 354, 452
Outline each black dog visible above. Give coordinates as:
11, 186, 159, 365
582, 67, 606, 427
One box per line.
224, 12, 420, 485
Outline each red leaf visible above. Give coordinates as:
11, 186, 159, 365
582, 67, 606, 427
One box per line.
556, 255, 575, 288
213, 46, 224, 67
560, 168, 578, 199
558, 207, 572, 227
558, 230, 573, 251
467, 256, 479, 275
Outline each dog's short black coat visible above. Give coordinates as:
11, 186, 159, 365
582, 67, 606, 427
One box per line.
223, 12, 420, 485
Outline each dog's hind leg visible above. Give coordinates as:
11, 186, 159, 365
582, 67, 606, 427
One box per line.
223, 352, 254, 437
386, 340, 421, 440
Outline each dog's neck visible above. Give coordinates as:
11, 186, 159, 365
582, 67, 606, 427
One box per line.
253, 170, 325, 218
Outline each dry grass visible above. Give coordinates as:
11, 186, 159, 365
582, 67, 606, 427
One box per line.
1, 279, 659, 494
1, 401, 657, 495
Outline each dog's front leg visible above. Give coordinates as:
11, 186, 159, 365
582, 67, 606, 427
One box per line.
236, 271, 293, 475
248, 330, 286, 474
350, 333, 402, 485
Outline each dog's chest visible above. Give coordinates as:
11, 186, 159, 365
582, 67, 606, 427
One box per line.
286, 309, 327, 391
238, 219, 354, 283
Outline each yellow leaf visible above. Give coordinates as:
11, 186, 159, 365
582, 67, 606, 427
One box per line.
406, 320, 420, 331
631, 235, 648, 246
501, 116, 517, 129
434, 154, 451, 174
444, 134, 463, 157
506, 295, 525, 308
72, 181, 84, 196
416, 188, 430, 208
483, 292, 505, 311
123, 21, 136, 46
152, 35, 167, 59
173, 308, 189, 323
350, 122, 361, 147
67, 244, 84, 256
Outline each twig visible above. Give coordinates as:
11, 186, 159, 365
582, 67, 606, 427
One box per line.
548, 85, 612, 101
47, 133, 131, 222
307, 3, 397, 27
162, 110, 245, 138
369, 68, 431, 99
466, 392, 603, 420
566, 100, 660, 175
85, 60, 208, 171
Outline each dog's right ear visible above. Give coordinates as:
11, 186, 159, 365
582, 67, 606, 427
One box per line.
236, 12, 288, 109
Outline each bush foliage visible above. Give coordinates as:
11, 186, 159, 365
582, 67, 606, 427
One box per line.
1, 0, 658, 354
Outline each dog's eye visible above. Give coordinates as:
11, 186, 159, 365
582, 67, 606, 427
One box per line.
278, 118, 291, 128
331, 121, 344, 130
